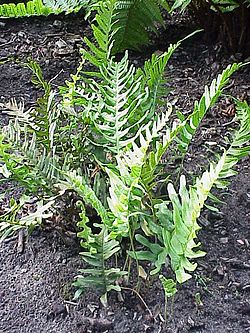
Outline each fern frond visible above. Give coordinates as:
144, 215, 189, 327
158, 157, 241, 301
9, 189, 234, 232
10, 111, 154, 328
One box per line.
140, 63, 241, 191
2, 120, 61, 188
25, 60, 60, 150
86, 52, 151, 154
136, 31, 201, 114
174, 63, 241, 154
74, 224, 127, 306
112, 0, 163, 53
106, 110, 172, 238
135, 42, 179, 115
83, 0, 116, 67
0, 196, 54, 242
61, 170, 112, 227
2, 61, 59, 152
166, 175, 206, 283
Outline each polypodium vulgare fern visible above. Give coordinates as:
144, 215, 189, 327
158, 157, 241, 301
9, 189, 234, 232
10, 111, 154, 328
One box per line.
1, 1, 249, 308
62, 41, 181, 162
63, 52, 249, 300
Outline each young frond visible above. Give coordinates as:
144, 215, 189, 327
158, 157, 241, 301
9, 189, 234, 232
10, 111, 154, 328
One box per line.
174, 62, 241, 154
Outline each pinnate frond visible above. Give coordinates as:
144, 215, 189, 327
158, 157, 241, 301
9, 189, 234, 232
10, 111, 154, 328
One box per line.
112, 0, 163, 53
74, 224, 127, 306
106, 110, 172, 237
140, 63, 242, 190
0, 197, 54, 242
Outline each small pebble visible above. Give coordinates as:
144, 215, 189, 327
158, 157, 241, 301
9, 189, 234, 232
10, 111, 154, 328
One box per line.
53, 20, 63, 29
51, 303, 67, 317
220, 237, 229, 244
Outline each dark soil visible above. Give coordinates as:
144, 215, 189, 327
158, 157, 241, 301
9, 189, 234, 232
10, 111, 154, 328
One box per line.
0, 13, 250, 333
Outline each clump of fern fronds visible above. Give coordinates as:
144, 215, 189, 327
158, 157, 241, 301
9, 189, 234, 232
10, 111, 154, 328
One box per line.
0, 0, 249, 309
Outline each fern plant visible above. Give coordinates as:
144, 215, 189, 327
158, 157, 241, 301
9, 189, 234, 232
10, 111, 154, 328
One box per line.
0, 0, 249, 308
59, 8, 249, 297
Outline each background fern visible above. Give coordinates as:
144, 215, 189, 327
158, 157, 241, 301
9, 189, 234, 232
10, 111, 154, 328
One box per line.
0, 0, 89, 17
